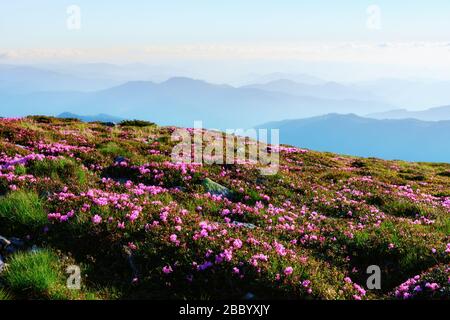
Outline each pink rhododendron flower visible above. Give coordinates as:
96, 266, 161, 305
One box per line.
233, 239, 243, 249
162, 265, 173, 274
284, 267, 293, 276
92, 214, 102, 224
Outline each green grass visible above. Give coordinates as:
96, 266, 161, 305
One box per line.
3, 249, 68, 299
2, 249, 118, 300
0, 288, 12, 300
381, 199, 425, 218
14, 165, 27, 176
27, 115, 59, 124
27, 158, 87, 186
119, 119, 155, 127
99, 142, 132, 158
0, 191, 47, 231
435, 214, 450, 235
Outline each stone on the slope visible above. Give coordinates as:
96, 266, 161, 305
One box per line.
0, 235, 10, 250
9, 238, 24, 247
4, 237, 24, 254
114, 156, 128, 164
231, 221, 256, 229
0, 254, 5, 273
202, 178, 232, 199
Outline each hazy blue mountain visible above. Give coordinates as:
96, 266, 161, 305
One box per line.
259, 114, 450, 163
0, 77, 394, 129
42, 63, 186, 83
354, 78, 450, 109
368, 105, 450, 121
243, 72, 325, 86
58, 112, 125, 123
0, 64, 118, 93
244, 79, 381, 101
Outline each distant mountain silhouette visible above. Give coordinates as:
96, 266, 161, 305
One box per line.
46, 63, 184, 83
259, 114, 450, 162
244, 79, 381, 101
354, 78, 450, 109
0, 65, 118, 93
243, 72, 325, 85
58, 112, 124, 123
0, 77, 394, 129
368, 105, 450, 121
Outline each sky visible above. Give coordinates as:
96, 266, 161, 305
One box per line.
1, 1, 450, 81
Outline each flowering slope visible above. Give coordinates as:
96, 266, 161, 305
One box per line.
0, 116, 448, 300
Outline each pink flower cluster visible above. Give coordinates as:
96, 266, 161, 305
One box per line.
269, 146, 308, 154
0, 153, 45, 171
394, 275, 441, 299
32, 140, 93, 156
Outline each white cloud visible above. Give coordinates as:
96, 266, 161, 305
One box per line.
1, 42, 450, 69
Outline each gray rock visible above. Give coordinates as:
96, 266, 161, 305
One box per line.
231, 221, 256, 229
9, 237, 24, 247
0, 235, 10, 250
202, 178, 233, 199
0, 254, 5, 273
114, 156, 128, 163
4, 237, 24, 254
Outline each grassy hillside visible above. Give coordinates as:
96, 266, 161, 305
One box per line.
0, 116, 448, 300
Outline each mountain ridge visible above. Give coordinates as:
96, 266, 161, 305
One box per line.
0, 77, 395, 129
259, 113, 450, 162
368, 105, 450, 121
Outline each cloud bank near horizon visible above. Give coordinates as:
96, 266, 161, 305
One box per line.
2, 42, 450, 82
2, 42, 450, 65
